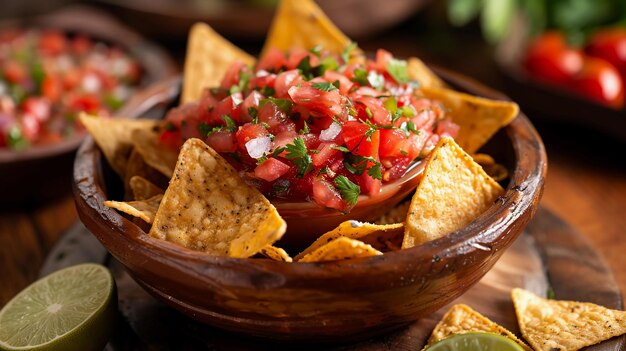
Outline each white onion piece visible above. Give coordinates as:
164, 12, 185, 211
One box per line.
245, 136, 272, 159
320, 122, 342, 141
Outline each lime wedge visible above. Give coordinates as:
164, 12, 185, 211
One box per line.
0, 263, 116, 351
426, 332, 525, 351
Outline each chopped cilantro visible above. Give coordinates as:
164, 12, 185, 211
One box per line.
400, 150, 408, 155
308, 45, 323, 57
311, 81, 338, 92
341, 42, 358, 63
386, 58, 410, 84
331, 145, 350, 152
229, 70, 250, 95
367, 162, 382, 180
318, 56, 339, 74
7, 126, 28, 150
297, 56, 314, 80
259, 86, 275, 96
351, 68, 368, 86
256, 154, 269, 165
248, 106, 259, 123
317, 166, 329, 176
300, 121, 310, 134
399, 120, 419, 137
272, 146, 285, 157
164, 122, 177, 132
334, 175, 360, 206
284, 137, 313, 178
259, 97, 293, 113
343, 154, 382, 180
223, 115, 237, 132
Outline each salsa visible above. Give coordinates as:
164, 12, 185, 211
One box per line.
160, 46, 459, 211
0, 29, 141, 149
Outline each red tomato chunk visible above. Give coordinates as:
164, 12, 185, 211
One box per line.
161, 46, 459, 211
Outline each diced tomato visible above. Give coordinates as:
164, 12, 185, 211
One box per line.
274, 69, 302, 98
258, 101, 287, 129
256, 48, 286, 72
373, 49, 393, 72
3, 60, 26, 83
286, 47, 319, 70
311, 178, 347, 211
357, 173, 381, 197
379, 128, 409, 158
42, 76, 62, 102
354, 96, 391, 126
250, 72, 276, 91
220, 61, 248, 91
205, 131, 237, 152
21, 97, 51, 122
312, 142, 339, 167
254, 158, 290, 182
271, 130, 298, 154
71, 35, 92, 56
63, 68, 81, 90
69, 94, 100, 113
341, 121, 379, 159
196, 88, 219, 123
38, 31, 66, 56
436, 118, 460, 138
289, 172, 314, 199
323, 70, 353, 95
288, 83, 347, 118
240, 90, 264, 123
236, 123, 269, 150
159, 129, 182, 150
208, 93, 242, 125
165, 102, 199, 128
382, 157, 411, 181
20, 113, 41, 141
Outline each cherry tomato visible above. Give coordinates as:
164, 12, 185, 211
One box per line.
571, 57, 624, 109
524, 31, 584, 86
586, 27, 626, 81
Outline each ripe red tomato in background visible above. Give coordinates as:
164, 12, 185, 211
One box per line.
585, 28, 626, 82
524, 31, 584, 86
571, 57, 624, 109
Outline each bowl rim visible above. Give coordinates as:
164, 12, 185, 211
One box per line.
73, 66, 547, 278
0, 5, 176, 164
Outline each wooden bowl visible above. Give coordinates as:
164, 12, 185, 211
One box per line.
495, 21, 626, 141
0, 6, 176, 207
73, 68, 546, 341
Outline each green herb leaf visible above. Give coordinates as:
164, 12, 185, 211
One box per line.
300, 121, 310, 134
351, 68, 369, 86
223, 115, 237, 132
308, 45, 323, 57
284, 137, 313, 178
318, 56, 339, 74
331, 145, 350, 152
334, 175, 360, 206
297, 56, 314, 80
341, 42, 358, 63
259, 97, 293, 113
7, 126, 29, 150
312, 81, 338, 92
248, 106, 259, 123
367, 162, 382, 180
386, 59, 410, 84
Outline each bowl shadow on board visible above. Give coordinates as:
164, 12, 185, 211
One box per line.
73, 68, 546, 342
0, 5, 176, 209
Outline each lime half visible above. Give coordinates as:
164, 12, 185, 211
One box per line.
426, 332, 525, 351
0, 263, 116, 351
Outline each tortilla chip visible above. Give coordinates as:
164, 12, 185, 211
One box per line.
420, 87, 519, 153
131, 127, 179, 179
407, 57, 445, 89
104, 194, 163, 224
298, 237, 382, 263
181, 23, 255, 104
426, 304, 532, 351
123, 149, 168, 200
129, 176, 164, 201
79, 113, 158, 177
149, 138, 286, 258
403, 138, 504, 248
473, 153, 509, 182
294, 221, 403, 260
374, 201, 410, 225
512, 288, 626, 351
262, 0, 352, 55
259, 246, 293, 263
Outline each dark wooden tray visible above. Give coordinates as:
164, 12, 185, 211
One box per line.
41, 207, 625, 350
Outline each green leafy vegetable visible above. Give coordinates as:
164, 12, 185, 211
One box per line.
312, 81, 338, 92
259, 97, 293, 113
334, 175, 360, 206
284, 137, 313, 178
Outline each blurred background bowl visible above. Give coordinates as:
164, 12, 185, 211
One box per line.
0, 6, 176, 208
73, 67, 546, 341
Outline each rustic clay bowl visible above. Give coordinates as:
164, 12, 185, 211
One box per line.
73, 67, 546, 342
0, 6, 175, 207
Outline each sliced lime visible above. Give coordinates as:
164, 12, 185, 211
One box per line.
0, 263, 116, 351
426, 332, 525, 351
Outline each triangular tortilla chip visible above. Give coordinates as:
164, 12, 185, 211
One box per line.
407, 57, 445, 89
298, 237, 382, 263
294, 221, 403, 260
420, 87, 519, 153
262, 0, 352, 55
512, 288, 626, 351
181, 22, 255, 104
123, 149, 168, 200
149, 138, 286, 258
129, 176, 164, 201
79, 113, 158, 177
374, 201, 410, 225
131, 127, 179, 179
104, 194, 163, 224
403, 138, 504, 248
426, 304, 532, 351
259, 246, 293, 262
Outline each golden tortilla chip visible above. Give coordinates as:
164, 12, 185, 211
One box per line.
123, 149, 168, 200
426, 304, 532, 351
294, 221, 403, 260
473, 153, 509, 182
129, 176, 164, 201
181, 23, 255, 104
259, 246, 293, 263
104, 194, 163, 224
403, 138, 504, 248
132, 127, 179, 179
262, 0, 352, 55
420, 87, 519, 153
298, 237, 382, 263
512, 288, 626, 351
374, 201, 410, 225
149, 138, 286, 258
79, 113, 158, 177
407, 57, 445, 89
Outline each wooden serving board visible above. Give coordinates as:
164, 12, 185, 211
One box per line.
41, 207, 625, 350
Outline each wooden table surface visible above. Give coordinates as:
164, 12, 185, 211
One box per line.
1, 5, 625, 309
